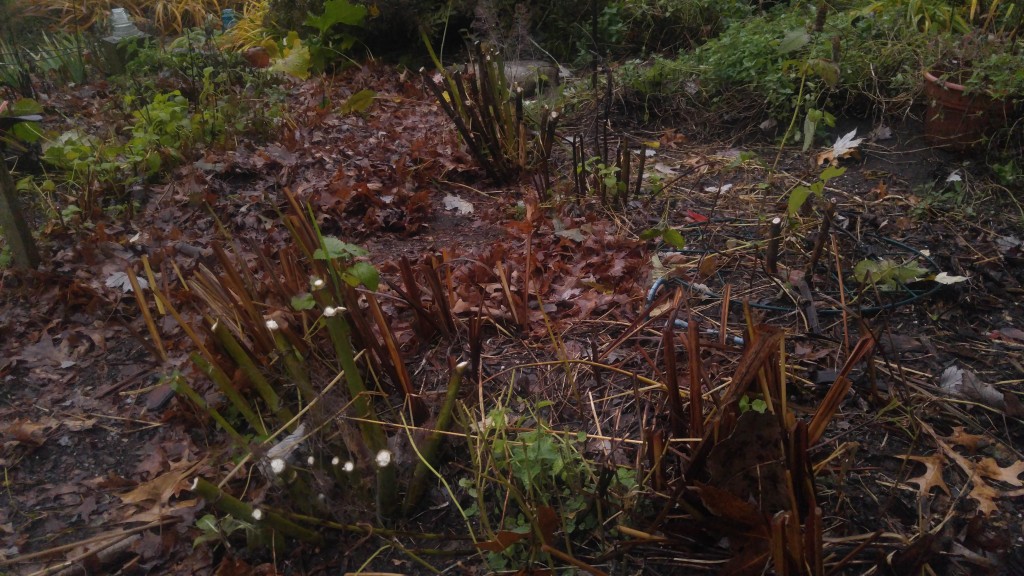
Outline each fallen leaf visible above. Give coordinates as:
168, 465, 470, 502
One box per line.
945, 427, 989, 452
2, 417, 57, 446
868, 124, 892, 140
939, 365, 1005, 411
817, 129, 864, 166
992, 327, 1024, 344
475, 528, 529, 552
120, 460, 201, 506
969, 481, 1001, 516
974, 458, 1024, 487
934, 272, 968, 284
106, 271, 147, 293
899, 454, 951, 496
442, 194, 474, 215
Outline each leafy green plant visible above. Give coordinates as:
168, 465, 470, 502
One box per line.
193, 513, 254, 550
302, 0, 368, 70
621, 0, 936, 127
34, 31, 89, 85
788, 165, 845, 216
458, 397, 636, 571
739, 394, 768, 414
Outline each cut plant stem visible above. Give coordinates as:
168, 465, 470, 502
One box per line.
766, 217, 783, 274
191, 352, 266, 436
805, 197, 836, 289
403, 361, 469, 514
191, 477, 323, 545
212, 321, 296, 426
169, 376, 247, 448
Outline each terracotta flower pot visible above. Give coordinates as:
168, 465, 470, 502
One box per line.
923, 70, 1013, 150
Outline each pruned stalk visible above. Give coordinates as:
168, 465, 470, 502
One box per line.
191, 352, 266, 436
403, 361, 469, 513
766, 217, 783, 274
170, 376, 247, 448
191, 477, 323, 545
212, 320, 295, 425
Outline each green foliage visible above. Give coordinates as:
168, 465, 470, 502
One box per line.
1, 99, 44, 150
739, 394, 768, 414
304, 0, 367, 35
582, 157, 623, 194
193, 513, 253, 549
460, 401, 633, 570
640, 226, 686, 249
30, 32, 285, 222
302, 0, 368, 70
340, 89, 376, 115
313, 236, 369, 260
269, 32, 312, 79
853, 258, 930, 289
0, 31, 92, 95
788, 165, 845, 216
622, 0, 936, 125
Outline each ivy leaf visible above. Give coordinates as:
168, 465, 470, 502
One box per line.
808, 58, 839, 88
819, 165, 847, 182
342, 261, 379, 291
639, 227, 662, 241
854, 258, 928, 288
9, 98, 43, 115
640, 226, 686, 249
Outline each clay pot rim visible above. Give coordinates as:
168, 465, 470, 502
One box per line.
923, 69, 967, 92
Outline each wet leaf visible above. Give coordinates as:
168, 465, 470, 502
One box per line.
778, 29, 810, 54
291, 293, 316, 311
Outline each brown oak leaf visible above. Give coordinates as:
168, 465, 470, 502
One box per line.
899, 454, 951, 496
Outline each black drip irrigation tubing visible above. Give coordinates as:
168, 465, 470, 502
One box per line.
646, 232, 945, 347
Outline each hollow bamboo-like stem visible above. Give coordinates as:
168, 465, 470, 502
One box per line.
190, 477, 323, 545
269, 329, 316, 409
403, 361, 468, 513
170, 377, 247, 448
765, 217, 783, 274
212, 321, 294, 425
191, 353, 266, 436
318, 302, 396, 519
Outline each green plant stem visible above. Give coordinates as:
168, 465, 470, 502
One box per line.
773, 66, 809, 172
191, 477, 323, 544
269, 330, 317, 408
191, 352, 266, 436
169, 377, 247, 448
403, 362, 469, 514
212, 320, 295, 425
320, 310, 396, 519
